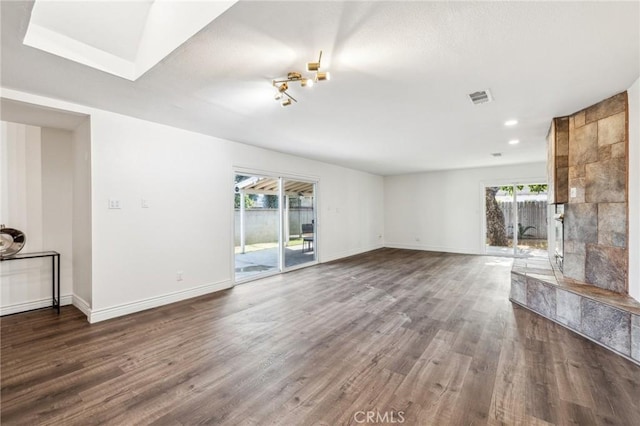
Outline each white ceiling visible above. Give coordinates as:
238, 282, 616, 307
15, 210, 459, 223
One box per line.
1, 1, 639, 175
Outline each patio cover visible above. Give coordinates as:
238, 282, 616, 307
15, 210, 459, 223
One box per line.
235, 177, 313, 196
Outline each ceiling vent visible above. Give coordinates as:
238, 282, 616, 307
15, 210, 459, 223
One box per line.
491, 152, 502, 157
468, 89, 493, 105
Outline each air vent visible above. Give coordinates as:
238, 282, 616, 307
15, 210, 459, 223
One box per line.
468, 89, 493, 105
491, 152, 502, 157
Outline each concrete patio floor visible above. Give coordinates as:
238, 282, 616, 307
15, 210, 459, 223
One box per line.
486, 245, 548, 258
235, 244, 316, 281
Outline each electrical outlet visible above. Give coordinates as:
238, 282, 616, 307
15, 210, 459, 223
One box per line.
108, 199, 121, 209
141, 198, 149, 208
570, 187, 577, 198
176, 271, 183, 281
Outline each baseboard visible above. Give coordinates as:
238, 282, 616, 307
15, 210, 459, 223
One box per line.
0, 294, 73, 316
72, 295, 91, 318
384, 243, 480, 255
87, 280, 233, 324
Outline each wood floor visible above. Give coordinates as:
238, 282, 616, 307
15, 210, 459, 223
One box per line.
2, 248, 639, 425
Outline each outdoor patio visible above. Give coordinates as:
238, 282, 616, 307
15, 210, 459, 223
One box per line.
235, 244, 315, 281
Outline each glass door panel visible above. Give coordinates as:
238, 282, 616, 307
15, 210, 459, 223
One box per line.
485, 186, 512, 256
234, 174, 280, 281
515, 184, 548, 256
283, 179, 316, 268
485, 183, 549, 257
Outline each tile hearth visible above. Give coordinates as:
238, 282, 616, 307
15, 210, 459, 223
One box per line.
510, 256, 640, 365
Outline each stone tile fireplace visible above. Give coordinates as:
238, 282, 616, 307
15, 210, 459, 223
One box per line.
510, 92, 640, 365
564, 92, 628, 293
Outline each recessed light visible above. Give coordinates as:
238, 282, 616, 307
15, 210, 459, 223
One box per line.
508, 139, 520, 145
504, 119, 518, 126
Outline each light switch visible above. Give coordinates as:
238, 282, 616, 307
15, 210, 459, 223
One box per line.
570, 187, 577, 198
141, 199, 149, 208
108, 199, 121, 209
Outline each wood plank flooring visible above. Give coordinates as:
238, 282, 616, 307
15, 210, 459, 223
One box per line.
2, 248, 639, 425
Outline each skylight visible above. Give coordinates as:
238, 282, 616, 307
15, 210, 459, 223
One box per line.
24, 0, 237, 81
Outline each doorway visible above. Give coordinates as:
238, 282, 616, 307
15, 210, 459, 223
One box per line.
484, 183, 548, 257
234, 173, 317, 282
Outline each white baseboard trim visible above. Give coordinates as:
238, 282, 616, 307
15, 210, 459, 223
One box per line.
0, 294, 73, 316
87, 280, 233, 324
72, 295, 91, 319
384, 243, 481, 255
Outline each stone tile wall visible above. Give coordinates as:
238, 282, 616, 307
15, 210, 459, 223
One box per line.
548, 117, 569, 204
563, 92, 628, 293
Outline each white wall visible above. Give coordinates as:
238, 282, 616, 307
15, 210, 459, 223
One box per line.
86, 110, 384, 320
230, 143, 384, 263
1, 123, 43, 253
1, 89, 384, 322
88, 110, 235, 316
384, 162, 546, 254
3, 83, 634, 320
71, 118, 92, 311
0, 122, 76, 314
1, 122, 45, 313
41, 128, 74, 302
3, 82, 634, 321
628, 77, 639, 301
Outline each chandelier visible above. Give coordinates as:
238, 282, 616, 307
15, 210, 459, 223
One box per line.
272, 51, 330, 107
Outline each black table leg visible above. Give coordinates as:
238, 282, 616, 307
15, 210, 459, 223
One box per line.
1, 251, 62, 315
51, 255, 55, 310
56, 254, 60, 314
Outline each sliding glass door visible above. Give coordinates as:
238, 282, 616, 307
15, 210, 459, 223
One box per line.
234, 173, 317, 282
484, 183, 548, 257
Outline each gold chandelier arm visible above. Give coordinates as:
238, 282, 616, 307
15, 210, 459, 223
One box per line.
283, 91, 298, 103
273, 77, 299, 84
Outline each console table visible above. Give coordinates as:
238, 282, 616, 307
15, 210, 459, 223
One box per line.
1, 251, 61, 314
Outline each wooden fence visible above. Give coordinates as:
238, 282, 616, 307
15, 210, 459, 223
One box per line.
497, 200, 548, 239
